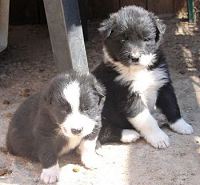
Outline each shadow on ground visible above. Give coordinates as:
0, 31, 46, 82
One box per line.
0, 19, 200, 185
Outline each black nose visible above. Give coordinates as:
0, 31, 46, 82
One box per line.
128, 54, 139, 62
71, 128, 83, 135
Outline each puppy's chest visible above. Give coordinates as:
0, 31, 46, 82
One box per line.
59, 136, 82, 156
115, 68, 168, 109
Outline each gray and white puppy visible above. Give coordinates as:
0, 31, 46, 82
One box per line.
94, 6, 193, 148
6, 72, 105, 184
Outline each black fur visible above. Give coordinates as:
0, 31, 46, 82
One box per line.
6, 72, 105, 169
94, 6, 187, 144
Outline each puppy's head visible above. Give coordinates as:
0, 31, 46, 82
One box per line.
42, 72, 105, 138
99, 6, 166, 67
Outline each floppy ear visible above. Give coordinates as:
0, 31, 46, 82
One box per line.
98, 13, 116, 39
42, 86, 53, 105
150, 13, 166, 43
92, 77, 106, 105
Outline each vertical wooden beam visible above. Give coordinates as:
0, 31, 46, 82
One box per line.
187, 0, 195, 22
43, 0, 89, 74
0, 0, 10, 52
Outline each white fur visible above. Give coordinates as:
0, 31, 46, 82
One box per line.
63, 81, 80, 112
170, 118, 193, 134
128, 108, 169, 148
120, 129, 140, 143
62, 113, 96, 138
103, 48, 170, 148
115, 66, 168, 110
79, 139, 101, 169
139, 53, 156, 66
103, 48, 168, 110
40, 163, 60, 184
131, 50, 140, 59
62, 81, 96, 138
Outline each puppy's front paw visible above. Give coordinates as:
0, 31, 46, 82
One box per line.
120, 129, 140, 143
40, 163, 59, 184
82, 153, 102, 169
170, 118, 193, 135
144, 129, 170, 149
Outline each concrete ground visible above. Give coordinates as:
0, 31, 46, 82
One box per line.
0, 19, 200, 185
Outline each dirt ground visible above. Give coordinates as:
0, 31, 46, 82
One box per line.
0, 18, 200, 185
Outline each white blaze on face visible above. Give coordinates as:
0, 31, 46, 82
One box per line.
62, 81, 96, 144
63, 81, 80, 112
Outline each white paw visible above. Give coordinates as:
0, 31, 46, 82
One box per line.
120, 129, 140, 143
82, 153, 102, 169
40, 163, 59, 184
144, 129, 170, 149
170, 118, 193, 134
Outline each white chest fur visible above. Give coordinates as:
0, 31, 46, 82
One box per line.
115, 65, 169, 110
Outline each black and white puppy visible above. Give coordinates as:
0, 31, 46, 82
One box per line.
94, 6, 193, 148
6, 72, 105, 184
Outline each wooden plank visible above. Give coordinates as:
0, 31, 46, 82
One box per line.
148, 0, 174, 15
0, 0, 10, 52
43, 0, 89, 74
120, 0, 147, 9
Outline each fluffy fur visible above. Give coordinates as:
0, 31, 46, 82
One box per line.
6, 72, 105, 184
94, 6, 193, 148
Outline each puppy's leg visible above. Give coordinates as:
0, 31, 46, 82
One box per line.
37, 139, 60, 184
156, 83, 193, 134
99, 124, 140, 144
40, 163, 59, 184
79, 138, 101, 169
128, 108, 169, 148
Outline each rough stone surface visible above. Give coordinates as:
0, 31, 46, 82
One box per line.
0, 19, 200, 185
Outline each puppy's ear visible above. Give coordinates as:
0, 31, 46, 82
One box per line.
91, 76, 106, 105
150, 13, 166, 43
42, 87, 53, 105
98, 13, 116, 39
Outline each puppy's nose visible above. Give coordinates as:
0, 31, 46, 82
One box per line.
129, 51, 140, 62
71, 128, 83, 135
128, 54, 139, 62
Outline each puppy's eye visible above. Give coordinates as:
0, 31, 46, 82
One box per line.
60, 104, 71, 114
124, 35, 129, 40
144, 37, 151, 41
121, 34, 129, 43
61, 110, 67, 114
80, 104, 90, 112
61, 108, 70, 114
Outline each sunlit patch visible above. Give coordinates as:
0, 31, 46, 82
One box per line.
194, 136, 200, 154
194, 136, 200, 144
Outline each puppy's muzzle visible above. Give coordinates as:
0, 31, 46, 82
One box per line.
128, 53, 140, 63
71, 128, 83, 135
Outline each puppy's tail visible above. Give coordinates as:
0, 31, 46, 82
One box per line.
98, 124, 140, 144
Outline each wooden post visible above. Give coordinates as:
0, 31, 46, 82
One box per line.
187, 0, 195, 22
43, 0, 89, 74
0, 0, 10, 52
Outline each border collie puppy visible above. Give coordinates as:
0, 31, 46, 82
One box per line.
6, 72, 105, 184
94, 6, 193, 148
